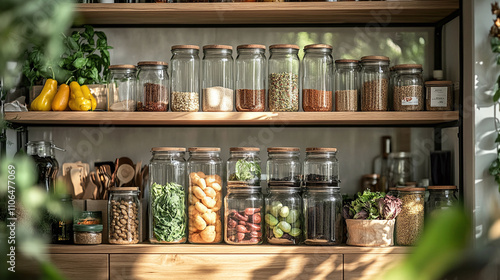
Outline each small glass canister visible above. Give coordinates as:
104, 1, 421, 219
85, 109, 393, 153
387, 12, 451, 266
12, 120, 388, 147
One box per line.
227, 147, 261, 186
202, 45, 234, 112
267, 147, 302, 187
148, 147, 187, 244
137, 61, 169, 112
268, 44, 300, 112
187, 147, 223, 244
235, 44, 266, 112
108, 64, 137, 111
304, 147, 339, 187
393, 64, 424, 111
73, 224, 103, 245
302, 44, 333, 112
334, 59, 359, 111
170, 45, 200, 112
426, 186, 458, 217
388, 152, 413, 188
108, 187, 141, 244
265, 185, 303, 245
395, 187, 425, 246
360, 56, 390, 111
425, 80, 454, 111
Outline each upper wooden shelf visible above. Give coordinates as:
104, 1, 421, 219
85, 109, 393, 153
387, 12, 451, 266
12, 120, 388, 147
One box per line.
74, 1, 459, 25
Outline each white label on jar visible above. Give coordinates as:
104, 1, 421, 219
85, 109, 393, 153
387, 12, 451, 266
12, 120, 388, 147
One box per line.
401, 97, 419, 106
430, 87, 448, 107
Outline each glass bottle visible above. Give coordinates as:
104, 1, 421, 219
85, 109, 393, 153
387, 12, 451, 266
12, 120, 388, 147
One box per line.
388, 152, 413, 188
303, 147, 339, 186
187, 147, 223, 244
148, 147, 187, 244
108, 64, 137, 111
52, 194, 73, 244
137, 61, 169, 112
227, 147, 261, 186
108, 187, 141, 244
334, 59, 359, 111
425, 80, 454, 111
395, 187, 425, 246
26, 140, 60, 193
267, 147, 301, 187
264, 186, 303, 245
170, 45, 200, 112
202, 45, 234, 112
360, 56, 390, 111
302, 44, 333, 112
268, 44, 300, 112
393, 64, 424, 111
235, 44, 266, 112
426, 186, 458, 217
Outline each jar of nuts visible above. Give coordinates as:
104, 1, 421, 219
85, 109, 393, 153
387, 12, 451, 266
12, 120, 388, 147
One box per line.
395, 187, 425, 246
108, 187, 141, 244
393, 64, 424, 111
265, 185, 303, 245
360, 56, 390, 111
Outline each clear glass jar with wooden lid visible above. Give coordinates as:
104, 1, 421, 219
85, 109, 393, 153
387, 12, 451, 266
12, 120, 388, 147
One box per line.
360, 55, 390, 111
302, 44, 333, 112
335, 59, 359, 111
235, 44, 266, 112
108, 187, 141, 244
393, 64, 424, 111
227, 147, 261, 186
108, 64, 137, 112
395, 187, 425, 246
304, 147, 339, 187
170, 45, 200, 112
137, 61, 169, 112
425, 80, 453, 111
267, 147, 301, 187
202, 45, 234, 112
268, 44, 300, 112
425, 185, 458, 217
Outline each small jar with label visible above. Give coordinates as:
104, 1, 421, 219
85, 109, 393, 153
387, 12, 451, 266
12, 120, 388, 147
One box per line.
334, 59, 359, 111
235, 44, 266, 112
304, 148, 339, 187
265, 185, 303, 245
170, 45, 200, 112
137, 61, 169, 112
73, 224, 103, 245
395, 187, 425, 246
267, 147, 302, 187
202, 45, 234, 112
108, 65, 137, 111
227, 147, 261, 186
268, 44, 300, 112
108, 187, 141, 244
360, 56, 390, 111
302, 44, 333, 112
425, 80, 453, 111
426, 186, 458, 217
393, 64, 424, 111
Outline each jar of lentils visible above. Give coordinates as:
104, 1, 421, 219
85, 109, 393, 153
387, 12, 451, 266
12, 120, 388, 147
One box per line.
302, 44, 333, 112
202, 45, 234, 112
393, 64, 424, 111
395, 187, 425, 246
108, 187, 141, 244
170, 45, 200, 112
268, 44, 300, 112
137, 61, 169, 112
108, 65, 137, 112
334, 59, 359, 111
235, 44, 266, 112
360, 56, 390, 111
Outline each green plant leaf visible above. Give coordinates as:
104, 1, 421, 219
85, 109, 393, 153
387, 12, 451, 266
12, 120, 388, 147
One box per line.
84, 25, 94, 39
77, 76, 85, 85
489, 159, 500, 175
492, 37, 500, 52
494, 88, 500, 102
97, 38, 107, 49
72, 58, 88, 69
95, 31, 107, 40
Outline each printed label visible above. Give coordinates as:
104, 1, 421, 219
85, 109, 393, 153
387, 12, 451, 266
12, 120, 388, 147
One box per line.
401, 97, 419, 106
430, 87, 448, 107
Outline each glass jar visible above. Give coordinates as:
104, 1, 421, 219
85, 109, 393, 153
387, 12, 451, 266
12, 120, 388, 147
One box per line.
388, 152, 413, 188
187, 147, 223, 244
202, 45, 234, 112
148, 147, 187, 244
425, 80, 454, 111
170, 45, 200, 112
108, 65, 137, 112
302, 44, 333, 112
395, 187, 425, 246
387, 187, 398, 197
108, 187, 141, 244
224, 183, 264, 245
304, 147, 339, 187
389, 66, 397, 111
27, 140, 60, 193
360, 56, 390, 111
267, 147, 301, 187
268, 44, 300, 112
73, 224, 103, 245
426, 186, 458, 217
235, 44, 266, 112
52, 195, 73, 244
393, 64, 424, 111
227, 147, 261, 186
264, 186, 303, 245
303, 187, 343, 245
334, 59, 359, 112
360, 174, 383, 193
137, 61, 169, 112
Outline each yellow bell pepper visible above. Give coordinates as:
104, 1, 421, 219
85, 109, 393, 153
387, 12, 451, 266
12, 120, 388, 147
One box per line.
30, 79, 58, 111
51, 84, 70, 111
81, 85, 97, 111
69, 81, 92, 111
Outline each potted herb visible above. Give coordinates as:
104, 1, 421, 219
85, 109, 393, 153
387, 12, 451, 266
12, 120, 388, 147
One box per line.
343, 190, 402, 247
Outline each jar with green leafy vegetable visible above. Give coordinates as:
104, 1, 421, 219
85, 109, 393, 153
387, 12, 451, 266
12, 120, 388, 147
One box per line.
227, 147, 261, 186
148, 147, 187, 244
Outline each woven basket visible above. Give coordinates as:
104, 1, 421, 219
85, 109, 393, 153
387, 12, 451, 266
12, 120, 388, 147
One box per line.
346, 219, 395, 247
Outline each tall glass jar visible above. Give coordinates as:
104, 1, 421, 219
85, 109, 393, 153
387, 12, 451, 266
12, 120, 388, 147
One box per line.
302, 44, 333, 112
108, 65, 137, 111
170, 45, 200, 112
137, 61, 169, 112
187, 147, 223, 243
426, 186, 458, 217
395, 187, 425, 246
235, 44, 266, 112
108, 187, 141, 244
27, 140, 60, 193
148, 147, 187, 244
393, 64, 424, 111
360, 56, 390, 111
268, 44, 300, 112
304, 147, 339, 186
389, 66, 397, 111
225, 183, 263, 245
388, 152, 413, 188
334, 59, 359, 111
227, 147, 261, 186
265, 186, 303, 245
202, 45, 234, 112
267, 147, 302, 187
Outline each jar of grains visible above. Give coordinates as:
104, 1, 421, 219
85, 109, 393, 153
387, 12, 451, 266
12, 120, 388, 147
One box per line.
267, 147, 302, 188
202, 45, 234, 112
425, 80, 454, 111
395, 187, 425, 246
334, 59, 359, 111
393, 64, 424, 111
73, 224, 103, 245
235, 44, 266, 112
268, 44, 300, 112
302, 44, 333, 112
227, 147, 262, 186
170, 45, 200, 112
360, 56, 390, 111
426, 185, 458, 218
108, 65, 137, 112
108, 187, 141, 244
137, 61, 169, 112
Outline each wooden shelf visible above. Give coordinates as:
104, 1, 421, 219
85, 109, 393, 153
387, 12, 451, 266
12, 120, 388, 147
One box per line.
74, 1, 459, 25
4, 111, 459, 126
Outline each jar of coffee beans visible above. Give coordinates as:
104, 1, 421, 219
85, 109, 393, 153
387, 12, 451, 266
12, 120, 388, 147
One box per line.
393, 64, 424, 111
360, 56, 390, 111
137, 61, 169, 112
170, 45, 200, 112
235, 45, 266, 112
302, 44, 333, 112
334, 59, 359, 111
108, 187, 141, 244
268, 44, 300, 112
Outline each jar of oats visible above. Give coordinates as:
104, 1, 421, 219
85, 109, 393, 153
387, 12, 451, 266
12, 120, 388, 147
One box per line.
360, 56, 390, 111
395, 187, 425, 246
393, 64, 424, 111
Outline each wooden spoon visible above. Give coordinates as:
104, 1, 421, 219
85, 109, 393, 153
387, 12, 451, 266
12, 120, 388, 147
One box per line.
117, 164, 135, 187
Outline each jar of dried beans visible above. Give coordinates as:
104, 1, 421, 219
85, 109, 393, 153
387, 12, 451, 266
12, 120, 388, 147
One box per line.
268, 44, 300, 112
360, 56, 390, 111
267, 147, 302, 187
334, 59, 359, 111
137, 61, 169, 112
108, 65, 137, 112
108, 187, 141, 244
395, 187, 425, 246
170, 45, 200, 112
393, 64, 424, 111
425, 80, 453, 111
304, 148, 339, 187
202, 45, 234, 112
265, 185, 303, 245
235, 44, 266, 112
227, 147, 261, 186
302, 44, 333, 112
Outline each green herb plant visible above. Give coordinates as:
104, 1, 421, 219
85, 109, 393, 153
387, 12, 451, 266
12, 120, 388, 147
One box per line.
230, 159, 261, 183
151, 182, 186, 243
343, 190, 386, 220
489, 3, 500, 193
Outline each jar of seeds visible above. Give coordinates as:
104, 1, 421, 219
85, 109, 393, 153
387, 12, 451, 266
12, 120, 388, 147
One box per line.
235, 44, 266, 112
334, 59, 359, 111
360, 56, 390, 111
268, 44, 300, 112
302, 44, 333, 112
108, 65, 137, 112
137, 61, 169, 112
202, 45, 234, 112
395, 187, 425, 246
425, 80, 453, 111
108, 187, 141, 244
170, 45, 200, 112
393, 64, 424, 111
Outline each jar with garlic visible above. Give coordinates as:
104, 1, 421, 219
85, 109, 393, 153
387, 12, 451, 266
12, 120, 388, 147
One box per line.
187, 147, 223, 244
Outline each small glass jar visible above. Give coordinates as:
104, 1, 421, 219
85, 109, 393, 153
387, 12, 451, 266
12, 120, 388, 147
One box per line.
148, 147, 187, 244
360, 56, 390, 111
360, 174, 383, 193
73, 224, 103, 245
187, 147, 223, 244
27, 140, 60, 193
304, 147, 339, 187
227, 147, 261, 186
108, 64, 137, 112
170, 45, 200, 112
202, 45, 234, 112
393, 64, 424, 111
267, 147, 302, 187
224, 183, 264, 245
334, 59, 359, 111
268, 44, 300, 112
108, 187, 141, 244
52, 195, 73, 244
265, 186, 303, 245
425, 80, 454, 111
302, 44, 333, 112
388, 152, 413, 188
235, 44, 266, 112
137, 61, 169, 112
426, 186, 458, 217
396, 187, 425, 246
303, 186, 343, 245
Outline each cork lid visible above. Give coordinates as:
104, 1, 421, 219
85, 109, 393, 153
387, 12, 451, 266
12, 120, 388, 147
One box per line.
361, 55, 390, 61
203, 45, 233, 50
109, 64, 136, 70
394, 64, 422, 70
151, 147, 186, 152
171, 45, 200, 50
304, 44, 332, 50
397, 187, 425, 192
227, 181, 261, 189
269, 44, 300, 50
267, 147, 300, 152
425, 80, 453, 86
428, 185, 457, 190
237, 44, 266, 50
137, 61, 168, 66
188, 147, 221, 152
335, 59, 359, 64
109, 187, 139, 192
306, 147, 338, 153
230, 147, 260, 152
